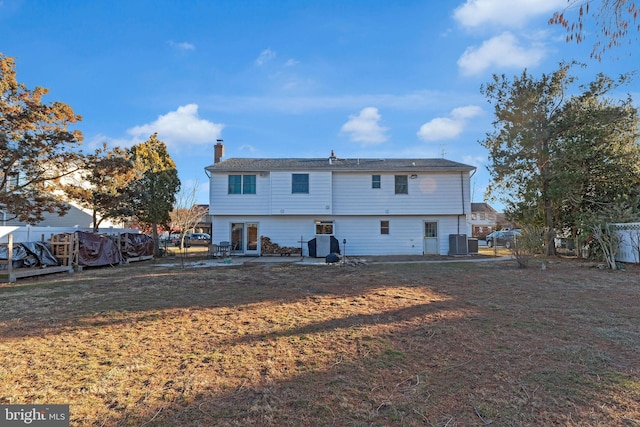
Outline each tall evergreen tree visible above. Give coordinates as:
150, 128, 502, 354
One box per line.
0, 53, 84, 224
481, 63, 640, 254
128, 133, 181, 254
553, 74, 640, 232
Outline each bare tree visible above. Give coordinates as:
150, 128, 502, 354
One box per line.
590, 223, 620, 269
550, 0, 640, 60
170, 182, 208, 251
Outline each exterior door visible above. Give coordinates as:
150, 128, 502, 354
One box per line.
231, 222, 259, 255
246, 223, 259, 255
231, 223, 244, 254
423, 221, 438, 254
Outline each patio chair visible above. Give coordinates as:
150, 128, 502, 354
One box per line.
208, 244, 219, 258
219, 241, 230, 257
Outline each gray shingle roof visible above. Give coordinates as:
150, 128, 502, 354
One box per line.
471, 203, 497, 213
206, 157, 475, 172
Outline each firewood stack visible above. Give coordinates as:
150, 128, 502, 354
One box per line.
261, 236, 302, 256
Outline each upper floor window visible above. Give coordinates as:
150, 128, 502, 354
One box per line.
292, 173, 309, 193
228, 174, 256, 194
372, 175, 381, 189
243, 175, 256, 194
395, 175, 408, 194
228, 175, 242, 194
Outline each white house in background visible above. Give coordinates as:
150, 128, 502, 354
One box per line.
470, 202, 499, 238
205, 143, 476, 257
2, 200, 125, 229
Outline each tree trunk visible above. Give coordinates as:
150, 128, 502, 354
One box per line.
92, 209, 99, 233
541, 138, 556, 257
151, 222, 160, 256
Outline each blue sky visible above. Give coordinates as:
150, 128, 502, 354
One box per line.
1, 0, 638, 211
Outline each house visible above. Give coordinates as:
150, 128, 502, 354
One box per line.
193, 204, 212, 237
1, 163, 126, 229
470, 202, 499, 238
2, 200, 125, 229
205, 143, 475, 257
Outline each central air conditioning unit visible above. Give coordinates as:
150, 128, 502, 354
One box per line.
448, 234, 469, 255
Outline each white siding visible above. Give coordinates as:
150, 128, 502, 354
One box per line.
211, 214, 472, 256
270, 171, 332, 215
332, 172, 471, 215
209, 173, 271, 215
2, 203, 124, 229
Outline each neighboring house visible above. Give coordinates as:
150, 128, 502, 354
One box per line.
2, 164, 125, 229
470, 202, 499, 238
205, 143, 475, 257
194, 204, 212, 236
2, 200, 125, 229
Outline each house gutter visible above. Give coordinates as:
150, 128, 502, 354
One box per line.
457, 168, 476, 234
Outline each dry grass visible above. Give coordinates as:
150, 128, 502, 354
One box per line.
1, 255, 639, 426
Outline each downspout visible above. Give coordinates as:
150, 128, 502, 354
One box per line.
459, 168, 476, 234
458, 172, 464, 234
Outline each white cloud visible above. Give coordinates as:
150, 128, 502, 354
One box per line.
454, 0, 566, 29
256, 48, 276, 65
168, 41, 195, 51
457, 31, 546, 76
284, 58, 299, 67
417, 105, 483, 142
127, 104, 224, 148
340, 107, 389, 146
451, 105, 484, 120
463, 155, 485, 169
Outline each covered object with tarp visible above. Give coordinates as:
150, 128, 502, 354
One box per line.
0, 241, 60, 270
120, 233, 154, 260
75, 231, 121, 267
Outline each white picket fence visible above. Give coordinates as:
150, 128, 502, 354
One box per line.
0, 225, 141, 244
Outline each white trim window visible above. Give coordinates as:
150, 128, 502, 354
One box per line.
228, 174, 256, 194
394, 175, 408, 194
292, 173, 309, 193
380, 220, 390, 235
315, 220, 333, 235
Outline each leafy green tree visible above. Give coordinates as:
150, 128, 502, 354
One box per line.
0, 53, 84, 224
553, 74, 640, 232
481, 63, 574, 254
481, 63, 640, 254
550, 0, 639, 60
63, 143, 136, 231
127, 133, 181, 254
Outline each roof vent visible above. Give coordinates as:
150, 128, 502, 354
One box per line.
329, 149, 337, 164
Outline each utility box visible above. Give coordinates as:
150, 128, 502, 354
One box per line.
448, 234, 469, 255
467, 238, 478, 254
315, 235, 331, 257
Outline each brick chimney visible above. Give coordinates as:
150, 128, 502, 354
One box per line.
214, 140, 225, 163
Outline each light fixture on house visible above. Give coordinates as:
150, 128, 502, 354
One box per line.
410, 174, 418, 179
